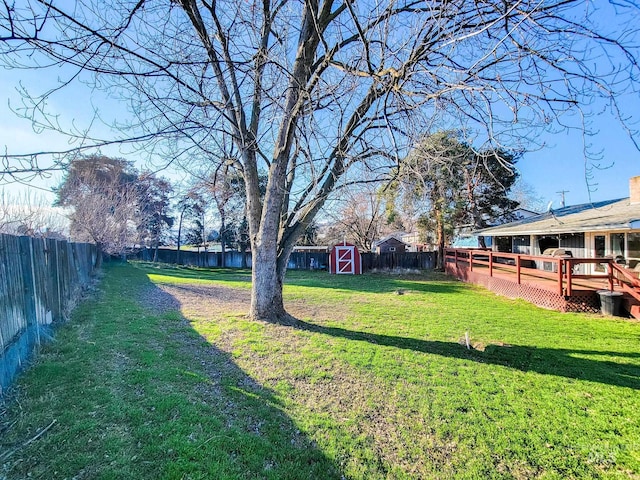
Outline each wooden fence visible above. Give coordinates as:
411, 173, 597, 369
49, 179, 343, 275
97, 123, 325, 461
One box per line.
361, 252, 437, 271
0, 234, 97, 396
132, 247, 437, 272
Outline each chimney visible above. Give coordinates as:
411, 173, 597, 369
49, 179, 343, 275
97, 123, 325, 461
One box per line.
631, 176, 640, 204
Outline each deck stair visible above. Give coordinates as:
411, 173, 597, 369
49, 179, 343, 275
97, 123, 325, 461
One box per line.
611, 263, 640, 319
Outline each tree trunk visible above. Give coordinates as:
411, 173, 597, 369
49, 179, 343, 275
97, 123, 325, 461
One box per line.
177, 210, 184, 265
250, 242, 287, 321
220, 216, 226, 268
435, 212, 445, 270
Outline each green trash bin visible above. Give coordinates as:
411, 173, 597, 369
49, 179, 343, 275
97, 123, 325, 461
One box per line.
597, 290, 623, 316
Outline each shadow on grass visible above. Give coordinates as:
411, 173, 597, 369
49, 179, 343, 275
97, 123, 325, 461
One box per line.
1, 264, 341, 480
135, 261, 465, 295
135, 262, 638, 390
295, 320, 640, 390
132, 273, 341, 479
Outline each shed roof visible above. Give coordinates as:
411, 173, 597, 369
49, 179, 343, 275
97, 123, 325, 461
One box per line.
477, 198, 640, 236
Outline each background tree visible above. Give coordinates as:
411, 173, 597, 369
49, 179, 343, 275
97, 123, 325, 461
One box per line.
2, 1, 639, 320
298, 222, 319, 247
391, 132, 519, 267
137, 174, 174, 262
185, 216, 206, 253
175, 190, 206, 264
0, 190, 68, 238
54, 155, 142, 267
201, 168, 267, 268
204, 163, 244, 267
509, 179, 546, 213
325, 186, 392, 252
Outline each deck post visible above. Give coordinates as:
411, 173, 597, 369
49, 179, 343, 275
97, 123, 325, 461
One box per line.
516, 255, 521, 284
469, 250, 473, 272
489, 252, 493, 277
566, 259, 573, 296
557, 259, 563, 296
607, 260, 614, 291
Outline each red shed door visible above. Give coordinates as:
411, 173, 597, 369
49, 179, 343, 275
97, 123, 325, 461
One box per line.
335, 246, 355, 274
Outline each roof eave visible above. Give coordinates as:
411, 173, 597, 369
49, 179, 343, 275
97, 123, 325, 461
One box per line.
479, 223, 633, 237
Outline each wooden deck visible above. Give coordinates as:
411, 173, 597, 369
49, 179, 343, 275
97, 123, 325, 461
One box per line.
444, 249, 640, 317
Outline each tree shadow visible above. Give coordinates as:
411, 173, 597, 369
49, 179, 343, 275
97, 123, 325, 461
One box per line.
285, 271, 468, 295
132, 276, 342, 479
2, 265, 339, 479
135, 261, 465, 295
294, 319, 640, 390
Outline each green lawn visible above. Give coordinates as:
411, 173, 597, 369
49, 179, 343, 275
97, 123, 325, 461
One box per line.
1, 262, 638, 479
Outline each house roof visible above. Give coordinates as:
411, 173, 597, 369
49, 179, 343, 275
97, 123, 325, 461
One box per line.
373, 233, 409, 247
477, 198, 640, 236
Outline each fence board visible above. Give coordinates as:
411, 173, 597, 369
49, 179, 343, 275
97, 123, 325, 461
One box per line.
0, 234, 97, 396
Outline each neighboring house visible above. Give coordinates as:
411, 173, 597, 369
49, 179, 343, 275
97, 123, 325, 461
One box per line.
401, 232, 432, 252
476, 176, 640, 272
373, 234, 409, 253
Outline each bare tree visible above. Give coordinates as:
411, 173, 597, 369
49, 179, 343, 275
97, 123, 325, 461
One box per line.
55, 156, 142, 267
2, 1, 639, 320
0, 190, 68, 238
325, 186, 391, 252
205, 164, 242, 267
510, 179, 546, 213
175, 189, 206, 264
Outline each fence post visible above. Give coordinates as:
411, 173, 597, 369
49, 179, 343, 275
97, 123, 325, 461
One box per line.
516, 255, 521, 284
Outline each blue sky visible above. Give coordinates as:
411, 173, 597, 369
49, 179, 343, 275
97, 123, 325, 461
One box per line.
517, 123, 639, 208
1, 73, 638, 208
1, 3, 639, 209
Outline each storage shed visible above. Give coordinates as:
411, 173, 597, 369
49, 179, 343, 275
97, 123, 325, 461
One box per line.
329, 242, 362, 274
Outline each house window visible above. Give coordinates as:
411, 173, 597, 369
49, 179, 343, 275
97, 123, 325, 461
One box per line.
389, 247, 396, 252
610, 233, 625, 259
559, 233, 585, 249
513, 236, 531, 254
495, 236, 512, 252
537, 235, 559, 254
559, 233, 585, 256
628, 233, 640, 262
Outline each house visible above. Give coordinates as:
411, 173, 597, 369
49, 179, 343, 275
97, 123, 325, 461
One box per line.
373, 234, 409, 253
476, 176, 640, 272
400, 232, 431, 252
451, 207, 541, 248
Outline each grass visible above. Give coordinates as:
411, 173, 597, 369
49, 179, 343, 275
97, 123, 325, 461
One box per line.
1, 262, 639, 479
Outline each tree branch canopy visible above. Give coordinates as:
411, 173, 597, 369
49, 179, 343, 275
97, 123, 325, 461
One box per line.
1, 0, 639, 319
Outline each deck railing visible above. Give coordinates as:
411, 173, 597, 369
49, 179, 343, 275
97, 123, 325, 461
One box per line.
443, 248, 640, 297
610, 262, 640, 303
